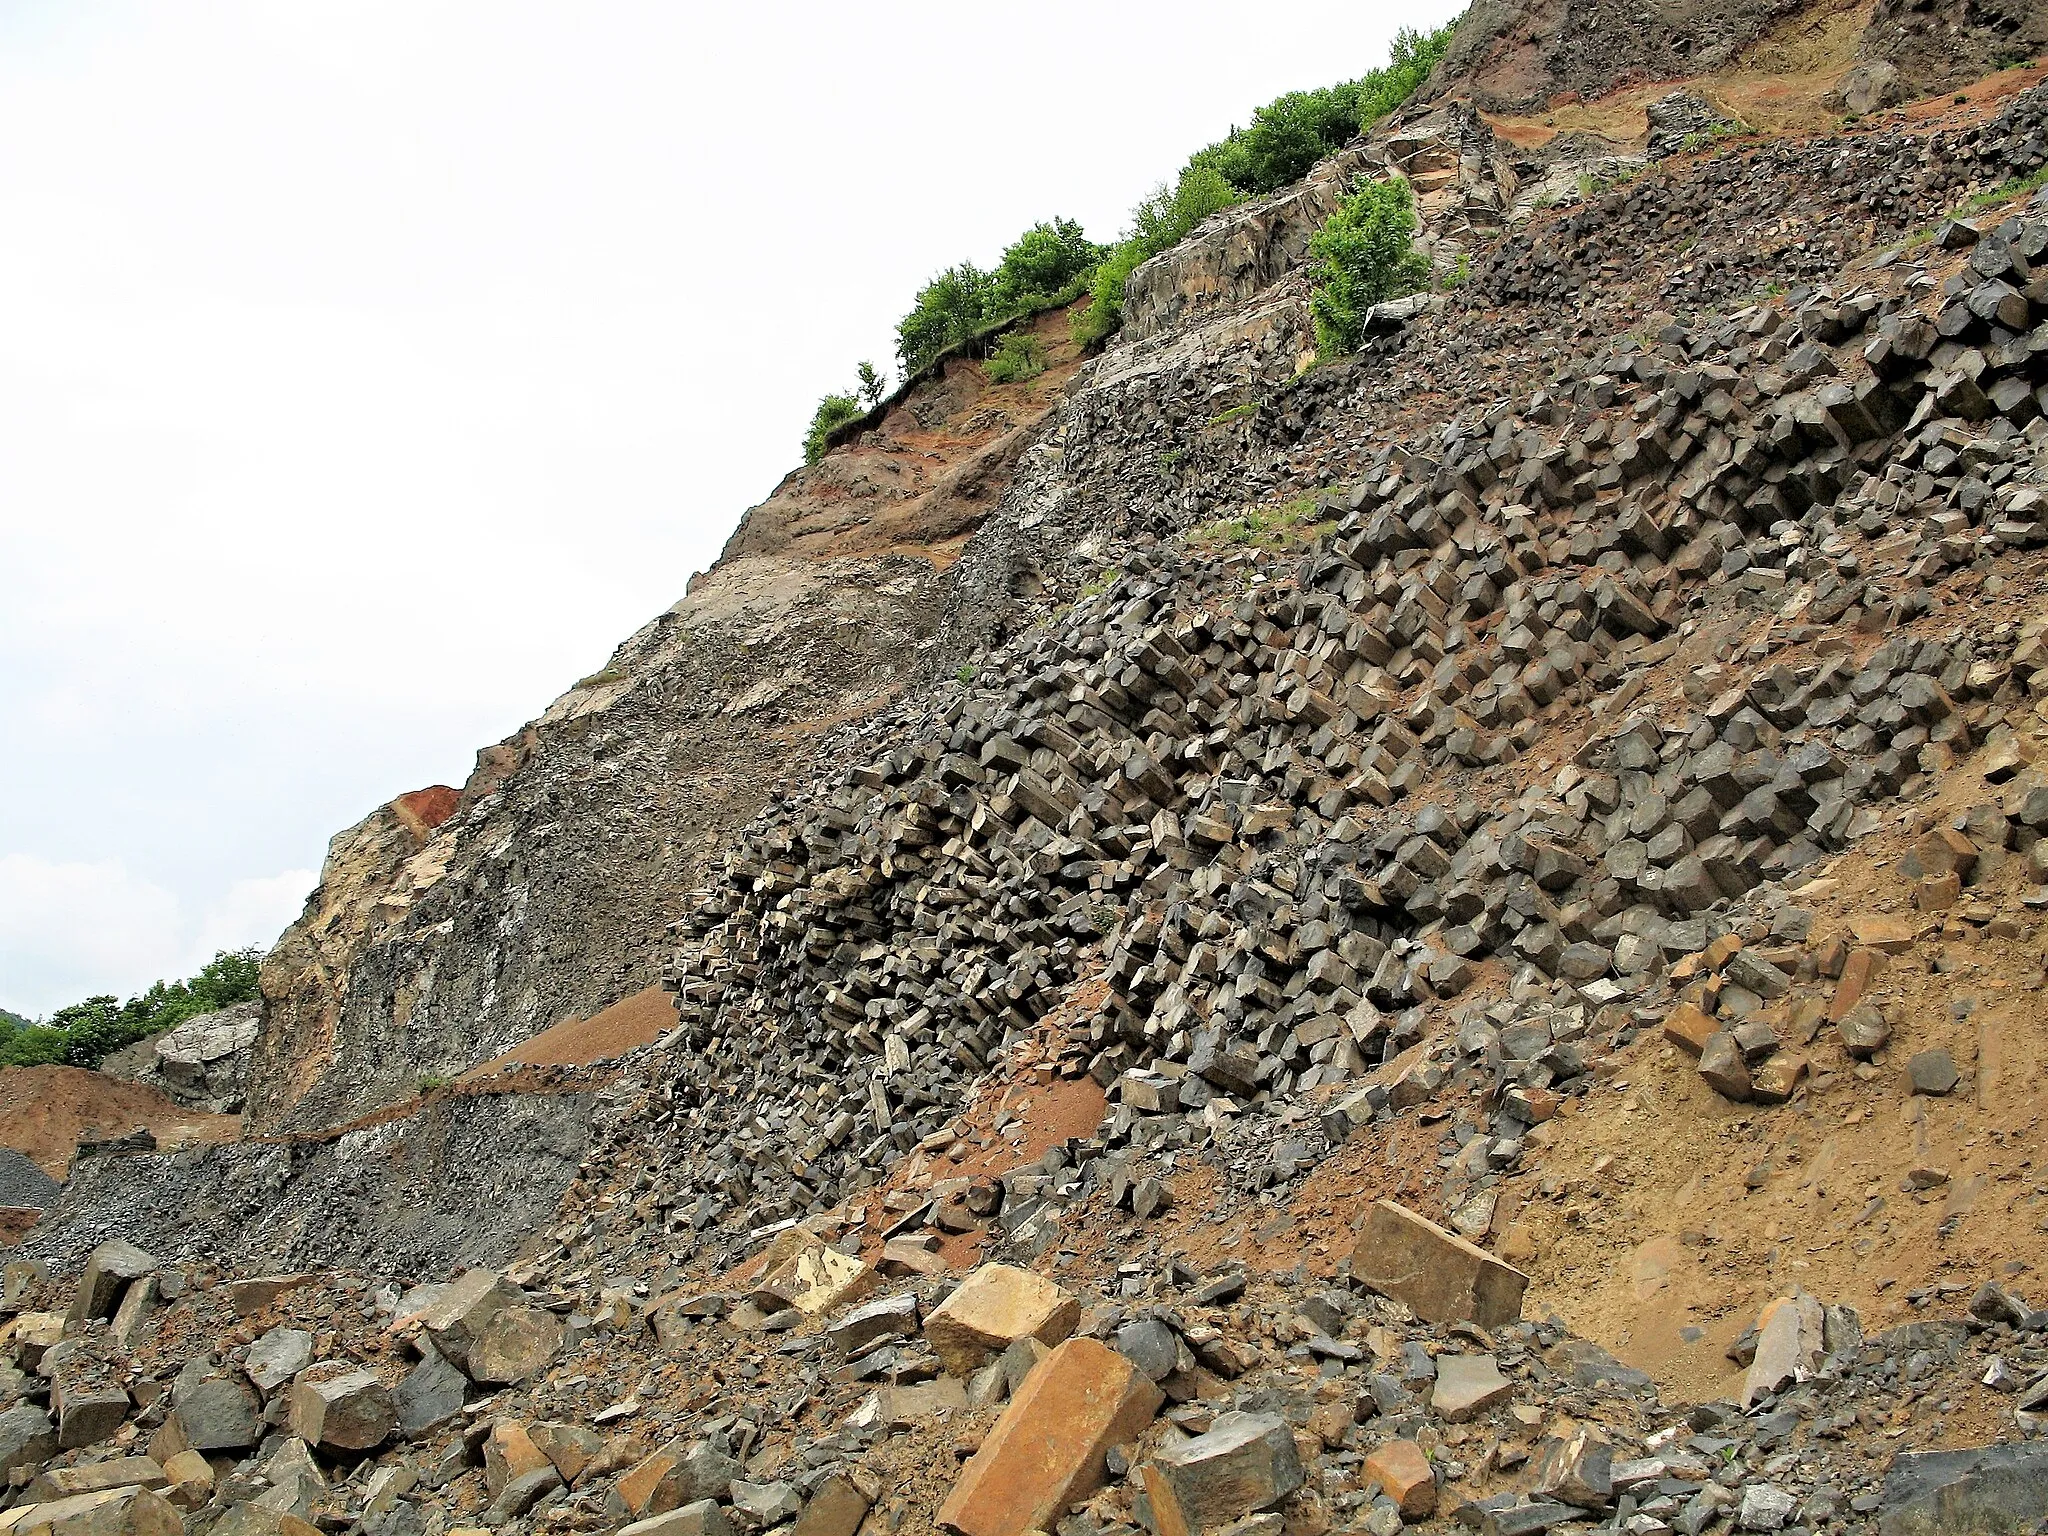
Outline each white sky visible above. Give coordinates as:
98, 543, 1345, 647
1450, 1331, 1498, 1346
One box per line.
0, 0, 1460, 1018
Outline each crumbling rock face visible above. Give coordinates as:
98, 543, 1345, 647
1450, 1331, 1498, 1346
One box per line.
1425, 0, 1813, 113
100, 1002, 261, 1115
20, 1086, 599, 1278
1845, 0, 2048, 112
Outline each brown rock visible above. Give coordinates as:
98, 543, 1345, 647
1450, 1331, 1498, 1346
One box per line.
791, 1476, 871, 1536
286, 1369, 394, 1452
221, 1276, 319, 1319
1351, 1200, 1528, 1328
1827, 948, 1888, 1022
484, 1421, 552, 1497
469, 1306, 563, 1386
24, 1461, 167, 1504
1750, 1054, 1809, 1105
0, 1487, 183, 1536
936, 1337, 1162, 1536
65, 1242, 155, 1328
1697, 1033, 1753, 1101
529, 1423, 606, 1486
924, 1265, 1081, 1378
158, 1451, 214, 1512
1363, 1439, 1436, 1518
1847, 914, 1917, 954
416, 1271, 523, 1376
1660, 1002, 1719, 1057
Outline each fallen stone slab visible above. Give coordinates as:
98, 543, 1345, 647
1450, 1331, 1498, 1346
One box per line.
925, 1264, 1082, 1377
1876, 1441, 2048, 1536
619, 1503, 729, 1536
287, 1369, 395, 1451
937, 1337, 1162, 1536
394, 1345, 467, 1437
1143, 1411, 1305, 1534
1431, 1355, 1514, 1423
0, 1486, 183, 1536
417, 1271, 524, 1376
24, 1460, 167, 1505
1351, 1200, 1528, 1328
1744, 1292, 1825, 1408
1363, 1439, 1436, 1518
0, 1403, 57, 1477
790, 1475, 871, 1536
243, 1327, 314, 1396
65, 1242, 155, 1327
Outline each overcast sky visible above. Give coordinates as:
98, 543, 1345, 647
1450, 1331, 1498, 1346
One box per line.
0, 0, 1460, 1019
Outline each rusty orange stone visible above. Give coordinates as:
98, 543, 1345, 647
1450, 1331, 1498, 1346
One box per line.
1363, 1438, 1437, 1517
936, 1337, 1162, 1536
1661, 1002, 1719, 1057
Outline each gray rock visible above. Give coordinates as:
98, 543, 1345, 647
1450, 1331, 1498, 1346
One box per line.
1148, 1410, 1305, 1530
1114, 1318, 1182, 1382
394, 1345, 468, 1437
244, 1327, 314, 1396
1877, 1442, 2048, 1536
1905, 1049, 1959, 1097
172, 1360, 261, 1450
0, 1402, 57, 1476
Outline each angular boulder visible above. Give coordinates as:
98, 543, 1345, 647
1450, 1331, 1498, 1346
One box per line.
468, 1305, 563, 1386
287, 1368, 396, 1451
1142, 1411, 1305, 1534
66, 1242, 155, 1327
416, 1270, 524, 1377
924, 1265, 1081, 1378
937, 1337, 1162, 1536
1351, 1199, 1528, 1327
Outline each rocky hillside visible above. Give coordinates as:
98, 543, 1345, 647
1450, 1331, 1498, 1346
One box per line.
5, 7, 2048, 1536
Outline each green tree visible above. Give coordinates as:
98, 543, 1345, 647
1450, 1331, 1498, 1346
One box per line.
803, 391, 865, 465
989, 218, 1103, 313
1307, 177, 1431, 357
984, 329, 1046, 384
856, 360, 887, 407
894, 263, 996, 376
0, 947, 264, 1070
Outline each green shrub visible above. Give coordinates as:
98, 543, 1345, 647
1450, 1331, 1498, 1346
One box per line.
803, 391, 866, 465
417, 1072, 454, 1093
1075, 165, 1242, 346
856, 360, 888, 406
1077, 20, 1455, 348
894, 219, 1106, 376
1307, 177, 1431, 357
1, 947, 264, 1070
984, 330, 1046, 384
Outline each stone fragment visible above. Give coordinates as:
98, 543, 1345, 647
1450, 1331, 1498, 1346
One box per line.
208, 1506, 320, 1536
159, 1450, 213, 1512
1661, 1002, 1719, 1056
24, 1460, 167, 1504
936, 1337, 1162, 1536
619, 1504, 730, 1536
66, 1242, 155, 1327
1697, 1033, 1753, 1101
0, 1487, 183, 1536
615, 1442, 740, 1520
731, 1481, 801, 1529
1431, 1355, 1513, 1422
924, 1265, 1081, 1377
1876, 1441, 2048, 1536
221, 1275, 318, 1318
484, 1421, 552, 1497
828, 1292, 919, 1355
394, 1344, 468, 1436
1143, 1412, 1304, 1534
747, 1228, 875, 1317
1363, 1439, 1436, 1518
1532, 1427, 1612, 1509
484, 1467, 562, 1527
1352, 1199, 1528, 1327
1743, 1292, 1824, 1407
287, 1369, 396, 1451
469, 1305, 563, 1385
1739, 1485, 1796, 1532
244, 1327, 314, 1396
53, 1381, 129, 1450
1905, 1049, 1960, 1097
417, 1271, 523, 1376
530, 1422, 606, 1486
1837, 1002, 1890, 1059
171, 1361, 261, 1451
791, 1476, 870, 1536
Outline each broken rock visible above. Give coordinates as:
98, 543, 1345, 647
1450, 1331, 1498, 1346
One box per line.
924, 1264, 1081, 1378
1352, 1200, 1528, 1328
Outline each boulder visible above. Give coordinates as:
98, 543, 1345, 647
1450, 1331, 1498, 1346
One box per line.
206, 1506, 320, 1536
53, 1380, 129, 1450
0, 1402, 57, 1476
1877, 1442, 2048, 1536
66, 1242, 155, 1327
417, 1271, 524, 1376
288, 1369, 396, 1451
1743, 1292, 1825, 1407
468, 1305, 563, 1386
171, 1361, 261, 1451
244, 1327, 314, 1395
0, 1487, 182, 1536
483, 1421, 552, 1497
613, 1441, 740, 1520
24, 1460, 167, 1504
937, 1337, 1163, 1536
924, 1265, 1082, 1378
1142, 1412, 1305, 1534
791, 1476, 872, 1536
1351, 1199, 1528, 1327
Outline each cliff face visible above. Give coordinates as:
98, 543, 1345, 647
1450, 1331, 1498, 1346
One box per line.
249, 311, 1090, 1132
247, 0, 2041, 1149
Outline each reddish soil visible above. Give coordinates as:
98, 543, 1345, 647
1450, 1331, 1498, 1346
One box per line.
0, 1066, 240, 1178
462, 986, 677, 1080
393, 785, 461, 838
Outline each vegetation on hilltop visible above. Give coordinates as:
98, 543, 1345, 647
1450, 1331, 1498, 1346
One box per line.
1075, 21, 1458, 346
0, 947, 262, 1069
1307, 177, 1434, 356
797, 16, 1461, 461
